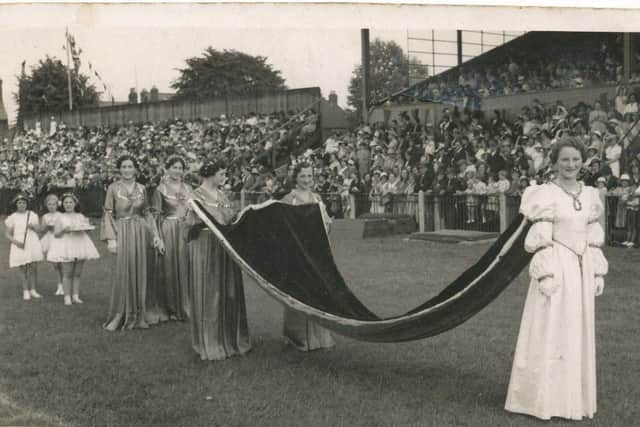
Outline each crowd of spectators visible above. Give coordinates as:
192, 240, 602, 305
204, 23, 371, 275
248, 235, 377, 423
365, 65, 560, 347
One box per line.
307, 85, 640, 238
0, 110, 319, 197
393, 33, 639, 108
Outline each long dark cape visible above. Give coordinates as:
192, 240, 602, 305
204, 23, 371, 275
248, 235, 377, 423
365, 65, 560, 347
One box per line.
190, 200, 532, 343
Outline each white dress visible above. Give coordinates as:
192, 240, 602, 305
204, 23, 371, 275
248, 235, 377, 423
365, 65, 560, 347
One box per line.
40, 212, 62, 255
47, 213, 100, 263
5, 211, 44, 268
505, 183, 608, 420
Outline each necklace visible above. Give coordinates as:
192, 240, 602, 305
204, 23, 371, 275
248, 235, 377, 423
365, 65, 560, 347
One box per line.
552, 181, 583, 211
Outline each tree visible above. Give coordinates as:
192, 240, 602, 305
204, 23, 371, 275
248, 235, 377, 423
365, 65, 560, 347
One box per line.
15, 56, 100, 123
347, 39, 423, 115
171, 48, 287, 99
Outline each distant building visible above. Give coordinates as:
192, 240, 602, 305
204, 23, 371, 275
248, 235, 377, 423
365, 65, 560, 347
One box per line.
320, 91, 350, 140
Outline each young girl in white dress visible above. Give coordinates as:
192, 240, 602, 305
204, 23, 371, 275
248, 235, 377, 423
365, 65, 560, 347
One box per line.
3, 193, 44, 300
40, 194, 64, 295
47, 193, 100, 306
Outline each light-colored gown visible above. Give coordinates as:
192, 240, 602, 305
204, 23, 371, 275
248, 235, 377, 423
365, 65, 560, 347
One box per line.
186, 186, 251, 361
505, 183, 608, 420
101, 181, 165, 331
281, 188, 336, 351
152, 180, 193, 320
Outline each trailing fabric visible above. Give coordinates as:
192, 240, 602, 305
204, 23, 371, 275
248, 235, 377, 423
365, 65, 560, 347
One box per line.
189, 199, 532, 343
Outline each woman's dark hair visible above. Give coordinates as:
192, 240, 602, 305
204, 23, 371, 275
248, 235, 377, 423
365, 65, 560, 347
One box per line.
549, 136, 587, 165
165, 155, 186, 170
11, 192, 30, 208
199, 159, 227, 178
116, 154, 139, 170
60, 192, 80, 212
292, 162, 313, 182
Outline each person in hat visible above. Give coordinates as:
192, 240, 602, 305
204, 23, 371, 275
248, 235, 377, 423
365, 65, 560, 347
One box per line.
47, 193, 100, 306
617, 174, 640, 247
4, 193, 44, 300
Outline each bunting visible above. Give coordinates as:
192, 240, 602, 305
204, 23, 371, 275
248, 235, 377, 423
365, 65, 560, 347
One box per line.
64, 30, 114, 100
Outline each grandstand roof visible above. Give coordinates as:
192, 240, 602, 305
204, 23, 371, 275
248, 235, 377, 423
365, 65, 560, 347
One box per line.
379, 31, 621, 106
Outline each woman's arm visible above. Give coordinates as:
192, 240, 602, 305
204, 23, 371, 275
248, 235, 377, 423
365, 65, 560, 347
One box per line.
4, 226, 23, 249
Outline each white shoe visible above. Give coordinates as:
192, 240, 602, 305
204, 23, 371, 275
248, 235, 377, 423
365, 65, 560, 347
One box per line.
72, 295, 83, 304
29, 289, 42, 298
55, 285, 64, 296
23, 290, 31, 301
64, 296, 72, 306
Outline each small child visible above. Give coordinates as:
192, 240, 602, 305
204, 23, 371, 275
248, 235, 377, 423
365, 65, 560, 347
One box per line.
4, 193, 44, 300
47, 193, 100, 305
40, 194, 64, 295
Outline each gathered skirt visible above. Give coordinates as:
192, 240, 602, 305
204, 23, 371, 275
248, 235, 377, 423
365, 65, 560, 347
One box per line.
103, 217, 164, 331
156, 218, 190, 320
47, 231, 100, 263
505, 244, 597, 420
188, 230, 251, 361
283, 309, 335, 351
9, 230, 44, 268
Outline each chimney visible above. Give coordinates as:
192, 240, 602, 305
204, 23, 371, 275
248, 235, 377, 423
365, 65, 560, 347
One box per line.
329, 91, 338, 106
0, 79, 8, 126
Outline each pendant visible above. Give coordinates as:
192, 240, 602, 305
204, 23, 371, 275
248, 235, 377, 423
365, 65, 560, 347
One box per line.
573, 198, 582, 211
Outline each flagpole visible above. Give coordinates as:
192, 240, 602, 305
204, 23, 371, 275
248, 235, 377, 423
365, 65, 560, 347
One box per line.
65, 27, 73, 111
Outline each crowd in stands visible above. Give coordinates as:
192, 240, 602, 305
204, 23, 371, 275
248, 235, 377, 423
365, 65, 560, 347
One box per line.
394, 33, 638, 108
0, 110, 319, 197
309, 86, 640, 241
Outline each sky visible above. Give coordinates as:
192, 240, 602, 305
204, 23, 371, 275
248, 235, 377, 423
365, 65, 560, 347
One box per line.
0, 3, 639, 124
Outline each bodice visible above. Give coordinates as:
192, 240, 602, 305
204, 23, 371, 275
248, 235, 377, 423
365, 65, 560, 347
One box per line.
156, 181, 191, 219
109, 181, 148, 219
551, 185, 591, 255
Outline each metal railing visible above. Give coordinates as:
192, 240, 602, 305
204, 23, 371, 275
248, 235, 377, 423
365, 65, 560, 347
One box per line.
0, 187, 619, 246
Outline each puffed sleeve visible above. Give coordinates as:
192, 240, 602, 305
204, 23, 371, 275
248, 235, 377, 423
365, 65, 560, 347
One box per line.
520, 185, 557, 294
100, 183, 117, 241
587, 188, 608, 295
4, 214, 14, 230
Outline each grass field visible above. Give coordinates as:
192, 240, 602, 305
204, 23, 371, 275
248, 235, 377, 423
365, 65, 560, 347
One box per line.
1, 219, 639, 427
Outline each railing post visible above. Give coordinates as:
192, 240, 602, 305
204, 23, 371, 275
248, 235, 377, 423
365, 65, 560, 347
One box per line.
499, 194, 507, 232
240, 190, 246, 210
433, 194, 441, 231
418, 191, 425, 232
349, 194, 357, 219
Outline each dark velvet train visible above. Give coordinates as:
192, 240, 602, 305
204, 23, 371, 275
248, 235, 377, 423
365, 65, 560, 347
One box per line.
190, 199, 533, 342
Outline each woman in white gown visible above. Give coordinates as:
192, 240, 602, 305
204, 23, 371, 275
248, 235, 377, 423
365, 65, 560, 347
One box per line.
505, 137, 608, 420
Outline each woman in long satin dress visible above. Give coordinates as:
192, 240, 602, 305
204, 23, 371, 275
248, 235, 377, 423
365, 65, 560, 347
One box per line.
185, 160, 251, 361
280, 162, 336, 351
101, 155, 165, 331
152, 156, 193, 320
505, 137, 608, 420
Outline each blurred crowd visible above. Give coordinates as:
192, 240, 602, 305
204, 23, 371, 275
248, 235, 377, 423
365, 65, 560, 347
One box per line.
309, 87, 640, 225
0, 110, 319, 195
397, 34, 638, 108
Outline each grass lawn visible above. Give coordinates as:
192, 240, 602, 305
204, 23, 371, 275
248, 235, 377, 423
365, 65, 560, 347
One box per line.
1, 219, 639, 427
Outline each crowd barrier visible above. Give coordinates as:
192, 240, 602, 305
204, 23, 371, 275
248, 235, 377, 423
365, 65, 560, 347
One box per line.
0, 187, 618, 246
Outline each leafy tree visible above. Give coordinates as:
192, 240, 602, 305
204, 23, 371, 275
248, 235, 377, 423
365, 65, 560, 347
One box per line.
15, 56, 100, 123
171, 48, 287, 99
348, 39, 423, 115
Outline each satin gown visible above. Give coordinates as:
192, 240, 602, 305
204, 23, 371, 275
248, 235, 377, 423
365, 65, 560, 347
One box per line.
152, 180, 193, 320
505, 183, 608, 420
186, 186, 251, 361
101, 181, 166, 331
281, 189, 336, 351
